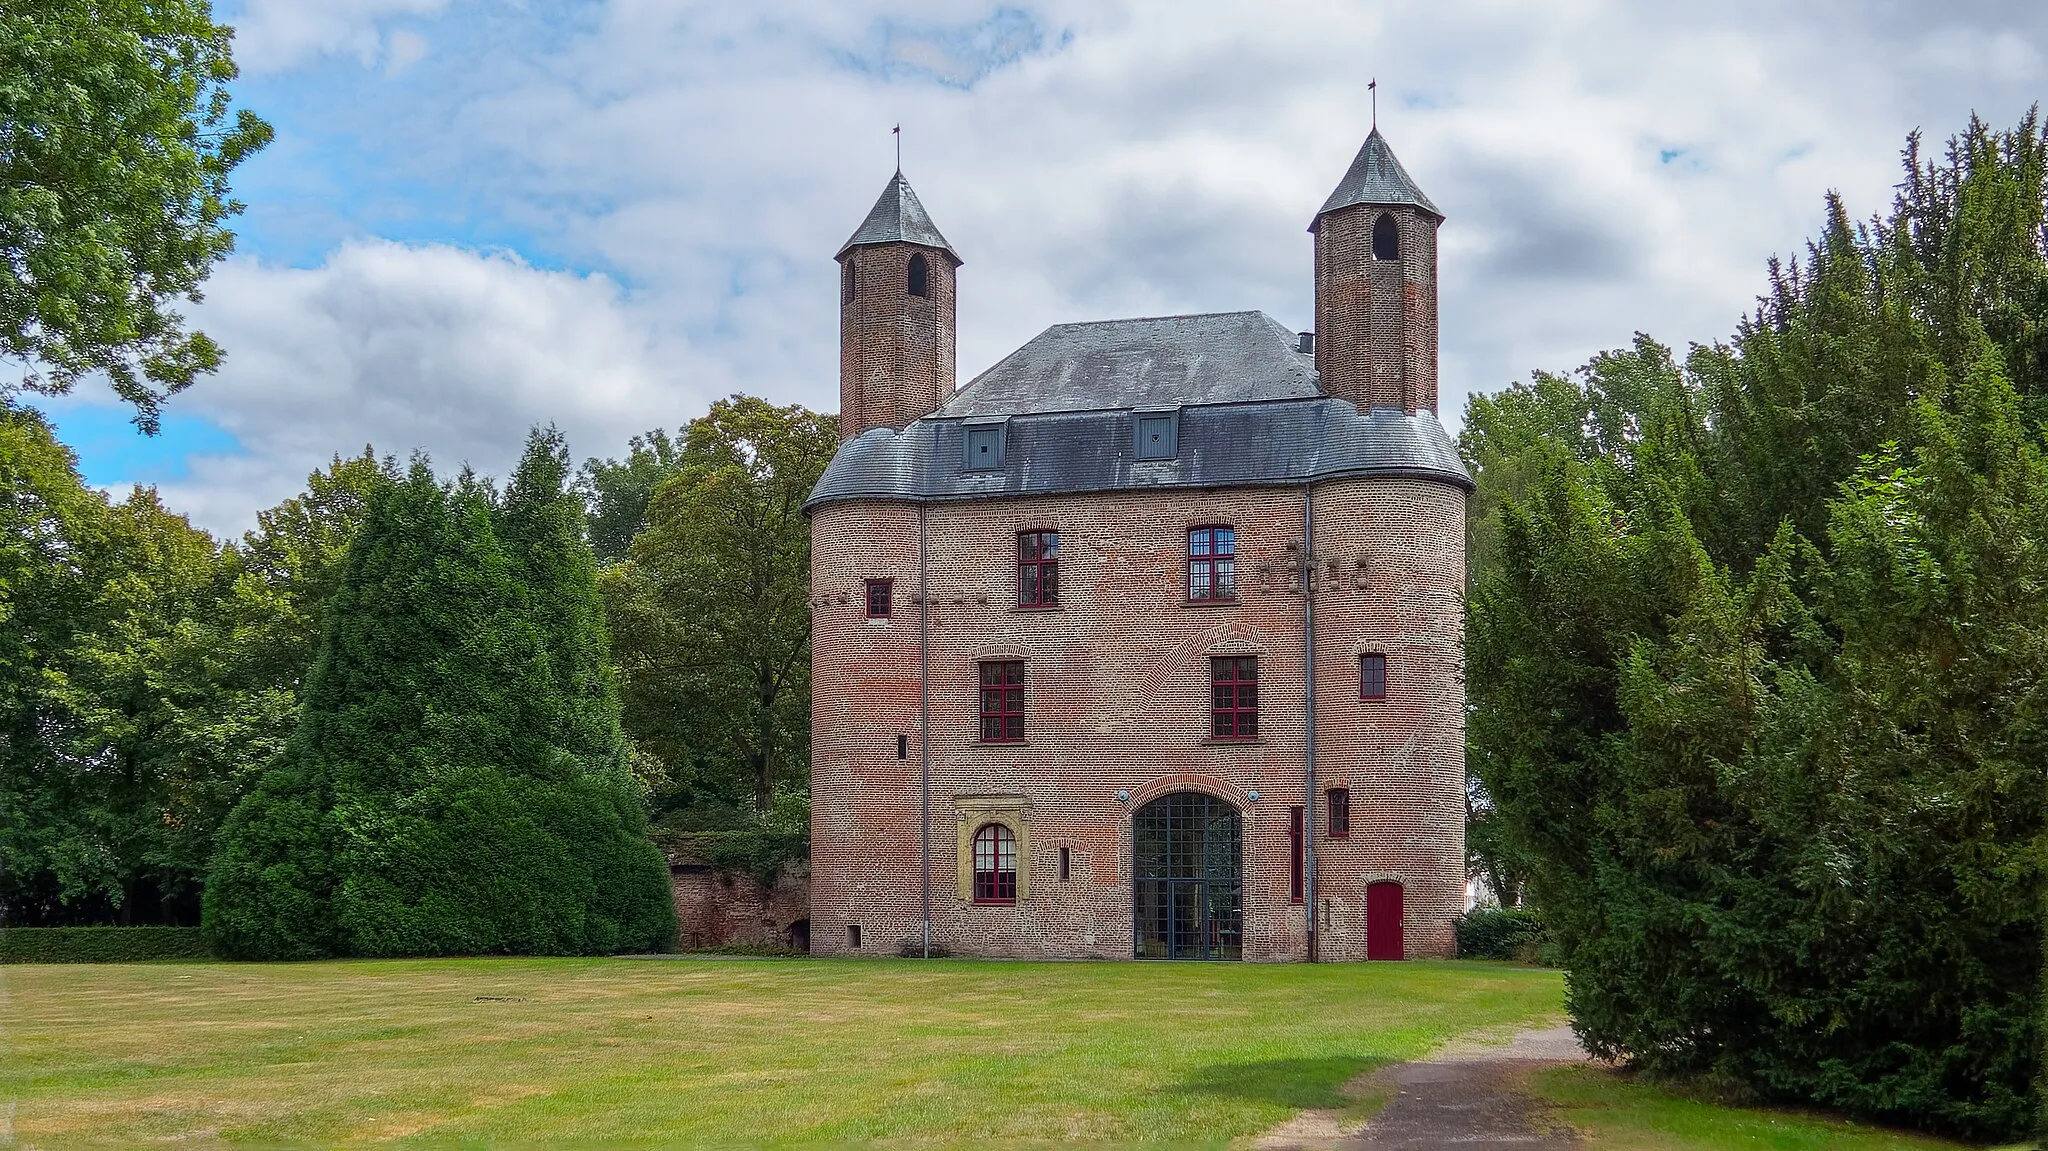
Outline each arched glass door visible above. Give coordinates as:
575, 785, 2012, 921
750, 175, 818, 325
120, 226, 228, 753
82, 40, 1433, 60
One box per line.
1133, 792, 1242, 959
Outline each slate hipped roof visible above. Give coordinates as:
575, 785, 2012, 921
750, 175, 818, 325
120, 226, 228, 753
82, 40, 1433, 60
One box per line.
836, 171, 961, 264
805, 311, 1471, 510
1312, 127, 1441, 226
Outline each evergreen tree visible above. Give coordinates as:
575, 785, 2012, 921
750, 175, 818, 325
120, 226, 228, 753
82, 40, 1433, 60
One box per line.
1466, 114, 2048, 1139
205, 454, 674, 958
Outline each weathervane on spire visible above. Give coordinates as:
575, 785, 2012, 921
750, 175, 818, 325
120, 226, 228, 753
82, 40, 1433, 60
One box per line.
1369, 79, 1377, 129
893, 123, 902, 173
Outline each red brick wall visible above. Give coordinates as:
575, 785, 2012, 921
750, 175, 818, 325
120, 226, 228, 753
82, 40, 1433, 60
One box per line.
807, 478, 1467, 961
669, 863, 812, 952
1314, 204, 1440, 415
838, 243, 956, 439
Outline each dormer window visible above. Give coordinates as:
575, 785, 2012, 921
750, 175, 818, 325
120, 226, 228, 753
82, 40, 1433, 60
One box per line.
963, 423, 1005, 471
1135, 412, 1177, 460
908, 253, 930, 297
1372, 213, 1400, 261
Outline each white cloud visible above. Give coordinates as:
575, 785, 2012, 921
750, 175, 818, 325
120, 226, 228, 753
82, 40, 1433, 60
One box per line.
228, 0, 453, 72
153, 0, 2048, 531
159, 240, 705, 533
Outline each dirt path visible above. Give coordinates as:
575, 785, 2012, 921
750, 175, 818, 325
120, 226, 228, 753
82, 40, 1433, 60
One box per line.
1255, 1025, 1590, 1151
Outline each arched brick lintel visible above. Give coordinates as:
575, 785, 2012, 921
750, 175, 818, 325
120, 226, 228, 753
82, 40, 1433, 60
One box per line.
1125, 773, 1255, 813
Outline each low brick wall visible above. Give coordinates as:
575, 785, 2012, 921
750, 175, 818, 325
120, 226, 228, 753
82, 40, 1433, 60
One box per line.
669, 862, 811, 952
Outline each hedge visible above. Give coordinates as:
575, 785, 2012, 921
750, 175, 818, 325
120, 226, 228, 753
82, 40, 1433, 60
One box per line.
1455, 906, 1547, 961
0, 926, 214, 963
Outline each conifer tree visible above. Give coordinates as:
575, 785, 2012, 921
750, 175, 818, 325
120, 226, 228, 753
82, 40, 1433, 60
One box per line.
205, 453, 675, 958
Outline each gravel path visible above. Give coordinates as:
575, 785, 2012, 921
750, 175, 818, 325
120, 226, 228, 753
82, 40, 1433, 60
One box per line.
1256, 1025, 1591, 1151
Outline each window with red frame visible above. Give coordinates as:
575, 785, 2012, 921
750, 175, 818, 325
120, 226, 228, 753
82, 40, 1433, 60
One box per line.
1210, 656, 1258, 739
979, 661, 1024, 742
864, 578, 893, 618
1360, 652, 1387, 700
1327, 787, 1351, 839
1188, 526, 1237, 601
1017, 531, 1060, 607
1288, 805, 1304, 903
972, 823, 1017, 903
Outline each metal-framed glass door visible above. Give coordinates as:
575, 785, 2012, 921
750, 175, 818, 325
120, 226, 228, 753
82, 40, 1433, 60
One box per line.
1133, 792, 1242, 959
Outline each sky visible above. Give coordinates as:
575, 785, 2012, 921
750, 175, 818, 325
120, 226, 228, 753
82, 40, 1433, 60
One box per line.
30, 0, 2048, 535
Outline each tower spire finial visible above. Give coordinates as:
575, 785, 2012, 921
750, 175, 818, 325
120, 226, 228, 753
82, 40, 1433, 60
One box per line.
893, 123, 901, 173
1369, 78, 1377, 129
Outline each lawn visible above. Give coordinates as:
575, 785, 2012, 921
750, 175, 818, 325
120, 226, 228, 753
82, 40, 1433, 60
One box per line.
1533, 1065, 1984, 1151
4, 956, 1561, 1146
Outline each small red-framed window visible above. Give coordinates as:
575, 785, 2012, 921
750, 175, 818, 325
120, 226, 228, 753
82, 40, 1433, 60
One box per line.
1288, 806, 1304, 903
1210, 656, 1258, 739
865, 578, 893, 618
972, 823, 1017, 903
979, 660, 1024, 743
1327, 787, 1351, 839
1017, 530, 1060, 608
1360, 652, 1387, 700
1188, 525, 1237, 602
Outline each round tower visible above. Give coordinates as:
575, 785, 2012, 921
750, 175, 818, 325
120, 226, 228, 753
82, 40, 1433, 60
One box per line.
836, 172, 961, 440
1309, 129, 1441, 415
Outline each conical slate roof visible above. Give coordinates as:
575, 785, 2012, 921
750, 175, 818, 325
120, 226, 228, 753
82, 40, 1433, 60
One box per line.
1312, 127, 1441, 228
836, 171, 961, 264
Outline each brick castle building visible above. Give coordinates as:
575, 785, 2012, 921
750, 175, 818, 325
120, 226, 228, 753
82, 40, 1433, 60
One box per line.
805, 128, 1471, 961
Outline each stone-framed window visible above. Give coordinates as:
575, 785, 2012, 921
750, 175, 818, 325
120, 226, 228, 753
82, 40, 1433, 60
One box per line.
971, 823, 1017, 904
1017, 530, 1059, 608
979, 660, 1025, 743
956, 796, 1028, 903
1327, 787, 1350, 839
1359, 652, 1387, 700
1210, 655, 1258, 740
865, 578, 893, 619
1188, 525, 1237, 602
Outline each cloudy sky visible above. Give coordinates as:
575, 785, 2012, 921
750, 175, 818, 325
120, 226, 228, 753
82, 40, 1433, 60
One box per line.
35, 0, 2048, 534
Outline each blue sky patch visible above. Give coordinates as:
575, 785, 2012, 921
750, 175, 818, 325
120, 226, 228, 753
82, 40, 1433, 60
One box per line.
35, 401, 246, 487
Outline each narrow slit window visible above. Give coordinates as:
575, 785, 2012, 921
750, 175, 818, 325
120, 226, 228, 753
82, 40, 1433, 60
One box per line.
1288, 806, 1304, 904
841, 259, 857, 304
1059, 846, 1071, 882
1017, 531, 1060, 608
907, 252, 930, 297
1360, 653, 1387, 701
1327, 787, 1350, 839
979, 660, 1025, 743
865, 578, 893, 619
1188, 526, 1237, 602
1210, 656, 1258, 740
972, 823, 1017, 903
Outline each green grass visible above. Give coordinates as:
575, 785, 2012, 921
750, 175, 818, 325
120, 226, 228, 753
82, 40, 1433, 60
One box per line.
2, 956, 1561, 1146
1533, 1064, 1984, 1151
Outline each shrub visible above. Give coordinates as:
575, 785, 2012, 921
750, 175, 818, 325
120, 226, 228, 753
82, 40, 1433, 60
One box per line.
0, 926, 212, 963
1456, 906, 1546, 961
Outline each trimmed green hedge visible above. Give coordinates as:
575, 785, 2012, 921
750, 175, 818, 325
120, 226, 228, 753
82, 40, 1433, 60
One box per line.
1455, 906, 1547, 961
0, 926, 214, 963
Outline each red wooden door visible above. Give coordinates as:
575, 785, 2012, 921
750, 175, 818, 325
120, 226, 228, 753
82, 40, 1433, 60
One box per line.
1366, 881, 1405, 960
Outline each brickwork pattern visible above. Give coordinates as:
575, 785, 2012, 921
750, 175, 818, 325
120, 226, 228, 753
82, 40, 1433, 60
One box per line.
1314, 204, 1440, 415
838, 243, 956, 439
807, 480, 1467, 961
669, 864, 811, 952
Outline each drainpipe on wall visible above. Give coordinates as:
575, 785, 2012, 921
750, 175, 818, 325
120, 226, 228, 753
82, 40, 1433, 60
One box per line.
1302, 483, 1319, 963
919, 502, 932, 959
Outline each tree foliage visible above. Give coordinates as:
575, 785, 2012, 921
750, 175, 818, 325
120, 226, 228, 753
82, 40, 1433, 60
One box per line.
0, 416, 385, 926
604, 396, 836, 817
1465, 114, 2048, 1139
575, 428, 682, 565
203, 433, 675, 958
1, 0, 272, 429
